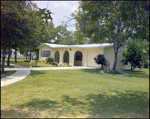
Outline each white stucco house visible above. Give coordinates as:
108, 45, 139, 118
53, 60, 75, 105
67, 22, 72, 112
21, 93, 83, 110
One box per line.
36, 43, 130, 70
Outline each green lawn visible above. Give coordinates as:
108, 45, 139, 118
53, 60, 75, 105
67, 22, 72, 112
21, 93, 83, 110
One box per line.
1, 65, 16, 78
3, 58, 54, 67
1, 68, 149, 118
1, 71, 16, 79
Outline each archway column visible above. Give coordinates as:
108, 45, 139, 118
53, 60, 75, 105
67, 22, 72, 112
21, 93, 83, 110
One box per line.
84, 50, 87, 66
59, 50, 63, 65
69, 50, 74, 66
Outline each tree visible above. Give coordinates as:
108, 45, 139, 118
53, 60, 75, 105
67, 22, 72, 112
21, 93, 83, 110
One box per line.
1, 1, 45, 73
1, 1, 26, 73
94, 54, 107, 69
71, 1, 149, 71
121, 41, 147, 71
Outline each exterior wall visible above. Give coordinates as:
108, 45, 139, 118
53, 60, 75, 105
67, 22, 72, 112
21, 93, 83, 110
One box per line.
104, 47, 114, 69
116, 45, 130, 70
85, 48, 104, 67
39, 45, 54, 60
104, 46, 130, 70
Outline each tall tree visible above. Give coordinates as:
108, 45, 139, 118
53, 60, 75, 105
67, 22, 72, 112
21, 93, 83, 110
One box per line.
72, 1, 149, 71
1, 1, 46, 73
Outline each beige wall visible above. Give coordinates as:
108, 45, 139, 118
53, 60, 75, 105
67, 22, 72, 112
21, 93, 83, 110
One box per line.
104, 46, 130, 70
39, 45, 53, 60
104, 47, 114, 69
116, 46, 130, 70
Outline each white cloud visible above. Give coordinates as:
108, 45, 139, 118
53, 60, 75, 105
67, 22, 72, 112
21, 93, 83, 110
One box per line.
54, 2, 70, 9
71, 4, 78, 12
54, 1, 78, 12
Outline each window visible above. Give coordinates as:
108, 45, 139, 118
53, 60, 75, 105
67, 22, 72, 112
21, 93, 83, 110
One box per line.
75, 51, 82, 61
42, 51, 50, 57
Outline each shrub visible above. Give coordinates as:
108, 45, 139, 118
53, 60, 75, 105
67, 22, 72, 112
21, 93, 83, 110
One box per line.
24, 59, 30, 62
45, 57, 53, 64
94, 54, 107, 69
121, 41, 147, 71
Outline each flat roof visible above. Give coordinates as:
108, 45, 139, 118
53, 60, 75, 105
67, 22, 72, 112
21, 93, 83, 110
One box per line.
36, 43, 113, 49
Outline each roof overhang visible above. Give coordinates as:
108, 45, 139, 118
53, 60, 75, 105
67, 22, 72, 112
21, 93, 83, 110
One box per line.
36, 43, 114, 49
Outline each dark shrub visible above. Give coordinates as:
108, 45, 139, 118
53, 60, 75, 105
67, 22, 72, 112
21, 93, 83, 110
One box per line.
24, 59, 30, 62
45, 57, 53, 64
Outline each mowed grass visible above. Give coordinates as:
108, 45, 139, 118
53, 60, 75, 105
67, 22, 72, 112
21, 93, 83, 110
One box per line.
1, 65, 16, 78
1, 71, 16, 79
4, 58, 54, 67
1, 69, 149, 118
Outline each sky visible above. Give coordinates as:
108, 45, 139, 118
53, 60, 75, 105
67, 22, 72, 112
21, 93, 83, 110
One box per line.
33, 1, 79, 31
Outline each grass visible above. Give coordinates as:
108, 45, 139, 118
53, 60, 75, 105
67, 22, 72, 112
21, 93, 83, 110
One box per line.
1, 71, 16, 79
1, 65, 16, 78
2, 58, 54, 67
1, 68, 149, 118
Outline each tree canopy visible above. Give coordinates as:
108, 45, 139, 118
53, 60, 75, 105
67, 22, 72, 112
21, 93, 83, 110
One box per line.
71, 1, 149, 70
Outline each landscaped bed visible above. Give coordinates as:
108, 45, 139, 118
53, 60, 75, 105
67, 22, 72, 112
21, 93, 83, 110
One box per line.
1, 69, 149, 118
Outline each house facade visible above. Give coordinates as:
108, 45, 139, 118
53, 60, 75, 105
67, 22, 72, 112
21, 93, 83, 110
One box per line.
37, 43, 130, 70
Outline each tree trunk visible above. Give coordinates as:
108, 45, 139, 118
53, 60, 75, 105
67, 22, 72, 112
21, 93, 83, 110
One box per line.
15, 47, 17, 63
1, 46, 7, 73
26, 51, 27, 59
7, 46, 11, 66
131, 64, 133, 71
101, 64, 103, 69
112, 52, 118, 71
30, 51, 31, 60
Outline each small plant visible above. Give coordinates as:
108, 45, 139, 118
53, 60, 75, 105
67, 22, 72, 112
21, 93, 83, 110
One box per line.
24, 59, 30, 62
94, 54, 107, 69
45, 57, 53, 64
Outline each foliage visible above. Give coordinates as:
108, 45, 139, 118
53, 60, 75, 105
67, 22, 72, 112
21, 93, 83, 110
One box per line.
45, 57, 53, 64
24, 59, 30, 62
1, 1, 41, 72
94, 54, 107, 69
71, 1, 149, 71
143, 61, 149, 68
121, 42, 147, 71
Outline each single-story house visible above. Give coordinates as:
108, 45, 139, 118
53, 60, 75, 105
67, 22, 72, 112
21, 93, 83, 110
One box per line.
36, 43, 130, 70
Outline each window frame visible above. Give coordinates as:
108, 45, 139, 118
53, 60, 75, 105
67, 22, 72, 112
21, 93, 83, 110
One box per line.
42, 51, 51, 57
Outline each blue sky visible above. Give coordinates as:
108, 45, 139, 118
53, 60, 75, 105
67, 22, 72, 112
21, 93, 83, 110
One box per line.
33, 1, 79, 31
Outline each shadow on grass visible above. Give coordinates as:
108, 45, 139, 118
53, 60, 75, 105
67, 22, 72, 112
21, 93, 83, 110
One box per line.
62, 95, 86, 106
85, 90, 149, 118
1, 108, 32, 118
81, 69, 101, 74
9, 90, 149, 118
122, 69, 149, 79
29, 70, 47, 76
17, 98, 58, 111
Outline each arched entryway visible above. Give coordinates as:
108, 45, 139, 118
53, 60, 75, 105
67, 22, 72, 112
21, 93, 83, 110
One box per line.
74, 51, 82, 66
63, 51, 69, 64
54, 51, 59, 63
